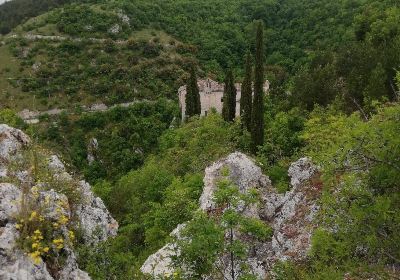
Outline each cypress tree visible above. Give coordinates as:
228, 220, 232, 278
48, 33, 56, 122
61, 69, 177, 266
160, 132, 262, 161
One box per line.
222, 69, 237, 122
185, 66, 201, 119
240, 52, 253, 131
251, 21, 265, 154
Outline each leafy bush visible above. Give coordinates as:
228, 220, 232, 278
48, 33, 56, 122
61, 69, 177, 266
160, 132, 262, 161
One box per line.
174, 174, 272, 279
37, 99, 178, 182
0, 109, 26, 129
267, 164, 290, 193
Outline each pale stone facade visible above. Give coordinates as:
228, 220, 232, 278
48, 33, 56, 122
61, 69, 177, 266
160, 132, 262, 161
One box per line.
178, 78, 269, 120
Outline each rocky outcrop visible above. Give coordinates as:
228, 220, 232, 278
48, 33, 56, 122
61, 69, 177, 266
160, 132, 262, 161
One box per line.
0, 124, 30, 161
0, 124, 118, 280
87, 138, 98, 165
77, 181, 118, 244
140, 224, 185, 278
141, 152, 321, 279
260, 157, 320, 270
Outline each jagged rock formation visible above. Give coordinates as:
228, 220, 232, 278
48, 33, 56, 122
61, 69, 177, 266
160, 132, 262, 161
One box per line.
141, 152, 321, 279
0, 124, 118, 280
86, 138, 98, 165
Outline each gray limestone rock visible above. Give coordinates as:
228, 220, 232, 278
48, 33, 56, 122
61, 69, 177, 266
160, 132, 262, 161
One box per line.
0, 124, 118, 279
141, 152, 320, 279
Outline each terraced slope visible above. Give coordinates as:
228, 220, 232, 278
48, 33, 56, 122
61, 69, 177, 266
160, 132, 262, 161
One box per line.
0, 4, 194, 111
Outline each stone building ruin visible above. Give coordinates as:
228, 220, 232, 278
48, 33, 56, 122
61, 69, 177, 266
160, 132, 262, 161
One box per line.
178, 78, 269, 121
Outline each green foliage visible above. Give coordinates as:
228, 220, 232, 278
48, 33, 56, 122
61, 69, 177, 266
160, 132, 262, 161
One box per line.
37, 100, 177, 182
2, 0, 397, 114
143, 174, 203, 249
251, 21, 265, 154
292, 103, 400, 278
157, 113, 243, 176
222, 69, 237, 122
78, 113, 248, 277
49, 3, 131, 39
2, 1, 399, 279
259, 106, 306, 165
174, 211, 225, 278
292, 4, 400, 112
2, 33, 190, 109
175, 173, 271, 279
240, 53, 253, 131
0, 109, 26, 129
102, 0, 392, 75
76, 238, 138, 280
0, 0, 73, 35
266, 164, 290, 193
185, 66, 201, 119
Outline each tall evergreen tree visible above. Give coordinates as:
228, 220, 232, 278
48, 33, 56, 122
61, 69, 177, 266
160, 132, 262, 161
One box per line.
185, 66, 201, 119
251, 21, 265, 154
240, 52, 253, 131
222, 69, 237, 122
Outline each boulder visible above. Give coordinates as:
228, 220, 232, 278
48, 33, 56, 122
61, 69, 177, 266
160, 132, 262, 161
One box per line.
0, 124, 30, 162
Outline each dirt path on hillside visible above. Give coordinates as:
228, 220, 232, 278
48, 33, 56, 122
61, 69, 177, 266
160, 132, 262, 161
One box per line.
8, 33, 130, 45
18, 100, 153, 123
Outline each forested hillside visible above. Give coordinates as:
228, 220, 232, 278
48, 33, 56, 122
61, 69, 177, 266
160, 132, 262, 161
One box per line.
0, 0, 74, 34
1, 0, 399, 111
0, 0, 399, 279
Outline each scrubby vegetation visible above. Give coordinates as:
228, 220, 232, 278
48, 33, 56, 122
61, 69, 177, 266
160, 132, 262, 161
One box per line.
0, 28, 193, 110
0, 0, 73, 34
175, 174, 272, 279
75, 113, 247, 277
34, 99, 178, 182
274, 103, 400, 279
1, 0, 399, 112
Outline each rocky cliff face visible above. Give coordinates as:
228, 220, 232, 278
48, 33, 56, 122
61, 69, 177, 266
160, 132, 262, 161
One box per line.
141, 152, 321, 279
0, 124, 118, 280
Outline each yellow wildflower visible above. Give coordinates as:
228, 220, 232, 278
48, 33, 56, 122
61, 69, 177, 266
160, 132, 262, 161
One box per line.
15, 224, 22, 230
58, 215, 69, 225
52, 238, 64, 250
31, 243, 39, 249
31, 186, 39, 195
29, 251, 41, 264
68, 230, 75, 240
43, 247, 50, 253
29, 211, 37, 221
